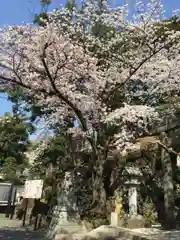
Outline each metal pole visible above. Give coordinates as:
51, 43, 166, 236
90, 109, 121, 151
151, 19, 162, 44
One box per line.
10, 186, 17, 219
5, 184, 13, 218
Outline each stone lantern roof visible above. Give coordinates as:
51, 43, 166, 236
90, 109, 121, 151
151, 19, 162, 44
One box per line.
122, 166, 143, 186
122, 166, 142, 177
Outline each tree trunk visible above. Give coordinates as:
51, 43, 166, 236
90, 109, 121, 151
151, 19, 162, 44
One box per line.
160, 132, 176, 229
92, 154, 106, 210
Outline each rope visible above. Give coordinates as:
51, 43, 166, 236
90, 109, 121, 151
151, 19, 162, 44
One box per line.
157, 141, 179, 156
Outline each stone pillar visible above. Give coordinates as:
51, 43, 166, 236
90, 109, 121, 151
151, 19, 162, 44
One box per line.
128, 186, 137, 216
57, 172, 79, 221
160, 132, 175, 229
125, 178, 139, 217
48, 171, 83, 239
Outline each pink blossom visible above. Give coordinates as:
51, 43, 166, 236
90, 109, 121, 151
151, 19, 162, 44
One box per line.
0, 0, 180, 155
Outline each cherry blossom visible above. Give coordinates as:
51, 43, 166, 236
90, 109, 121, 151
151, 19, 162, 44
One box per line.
0, 0, 179, 157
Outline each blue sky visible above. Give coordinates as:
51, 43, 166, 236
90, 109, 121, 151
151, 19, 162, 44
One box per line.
0, 0, 62, 116
0, 0, 180, 116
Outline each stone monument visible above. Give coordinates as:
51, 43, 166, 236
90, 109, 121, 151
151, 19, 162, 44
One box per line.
48, 171, 84, 239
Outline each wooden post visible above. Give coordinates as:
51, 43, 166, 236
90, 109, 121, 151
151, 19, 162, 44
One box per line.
22, 198, 28, 227
29, 211, 33, 226
34, 214, 39, 230
160, 132, 175, 229
38, 215, 41, 229
32, 199, 39, 231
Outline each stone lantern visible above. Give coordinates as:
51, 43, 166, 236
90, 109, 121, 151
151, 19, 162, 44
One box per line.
122, 166, 143, 217
110, 166, 144, 227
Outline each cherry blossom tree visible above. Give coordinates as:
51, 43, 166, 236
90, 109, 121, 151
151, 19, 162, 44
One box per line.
0, 0, 180, 209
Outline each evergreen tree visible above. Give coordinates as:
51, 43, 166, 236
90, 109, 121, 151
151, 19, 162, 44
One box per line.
0, 113, 34, 183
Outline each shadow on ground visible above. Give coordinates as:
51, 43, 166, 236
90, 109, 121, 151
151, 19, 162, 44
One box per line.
0, 227, 47, 240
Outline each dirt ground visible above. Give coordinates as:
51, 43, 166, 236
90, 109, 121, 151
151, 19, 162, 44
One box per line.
0, 214, 47, 240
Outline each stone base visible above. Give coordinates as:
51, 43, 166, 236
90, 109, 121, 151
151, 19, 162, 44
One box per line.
124, 215, 145, 229
110, 213, 145, 229
47, 205, 83, 239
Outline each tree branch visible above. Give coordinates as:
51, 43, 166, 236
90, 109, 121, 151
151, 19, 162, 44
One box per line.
107, 35, 180, 99
40, 46, 98, 156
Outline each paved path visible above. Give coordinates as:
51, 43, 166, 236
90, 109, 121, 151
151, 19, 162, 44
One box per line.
0, 214, 47, 240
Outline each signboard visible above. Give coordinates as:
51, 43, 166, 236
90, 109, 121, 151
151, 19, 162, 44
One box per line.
0, 183, 16, 205
24, 180, 43, 199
